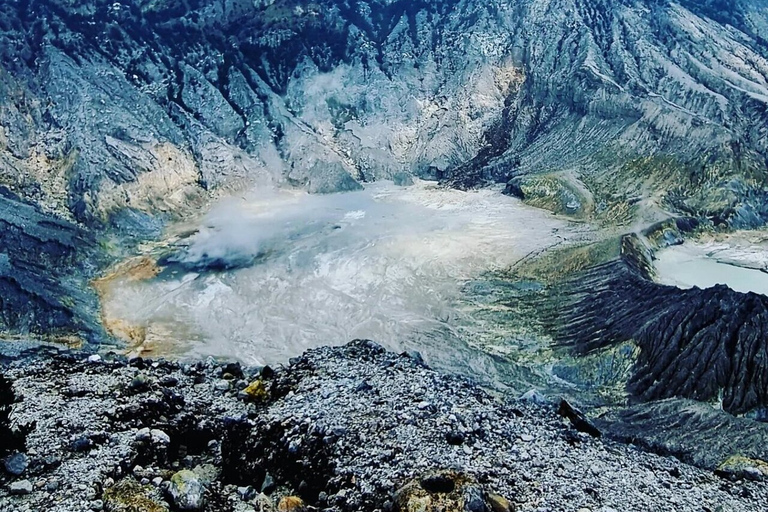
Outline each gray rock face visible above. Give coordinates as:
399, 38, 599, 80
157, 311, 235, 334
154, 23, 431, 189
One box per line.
8, 479, 32, 495
598, 398, 768, 471
0, 1, 766, 219
0, 0, 767, 340
552, 257, 768, 416
295, 161, 365, 195
0, 187, 105, 340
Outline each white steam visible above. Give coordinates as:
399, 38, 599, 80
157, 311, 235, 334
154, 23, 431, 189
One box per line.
101, 180, 590, 385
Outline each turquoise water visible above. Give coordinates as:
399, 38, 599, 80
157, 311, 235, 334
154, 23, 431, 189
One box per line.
654, 245, 768, 296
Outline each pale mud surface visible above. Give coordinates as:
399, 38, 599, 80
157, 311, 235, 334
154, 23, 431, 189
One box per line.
654, 231, 768, 296
98, 180, 594, 386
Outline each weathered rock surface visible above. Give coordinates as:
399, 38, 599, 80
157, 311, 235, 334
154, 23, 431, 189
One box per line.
168, 469, 205, 511
551, 256, 768, 415
0, 187, 106, 342
2, 452, 28, 477
597, 398, 768, 472
1, 341, 766, 511
1, 0, 768, 340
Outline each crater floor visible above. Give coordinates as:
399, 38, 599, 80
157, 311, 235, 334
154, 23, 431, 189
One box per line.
97, 180, 594, 390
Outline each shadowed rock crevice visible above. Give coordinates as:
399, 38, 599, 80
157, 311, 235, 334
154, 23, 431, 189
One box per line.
551, 258, 768, 415
221, 416, 341, 506
0, 375, 30, 474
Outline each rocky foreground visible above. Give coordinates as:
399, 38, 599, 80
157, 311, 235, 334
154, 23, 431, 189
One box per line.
0, 340, 766, 512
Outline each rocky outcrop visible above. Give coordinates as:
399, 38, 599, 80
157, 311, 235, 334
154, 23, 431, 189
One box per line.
1, 341, 767, 512
1, 0, 767, 223
551, 257, 768, 415
443, 1, 768, 223
597, 398, 768, 471
0, 187, 106, 342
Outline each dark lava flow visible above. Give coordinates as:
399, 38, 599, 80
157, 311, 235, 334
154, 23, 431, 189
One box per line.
551, 249, 768, 416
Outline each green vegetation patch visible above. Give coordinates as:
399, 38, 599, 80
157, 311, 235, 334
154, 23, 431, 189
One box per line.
103, 478, 169, 512
507, 173, 592, 219
508, 237, 621, 284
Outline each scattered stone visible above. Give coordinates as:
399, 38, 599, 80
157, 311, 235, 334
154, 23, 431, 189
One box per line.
558, 399, 601, 438
238, 486, 257, 501
277, 496, 305, 512
252, 493, 276, 512
487, 493, 513, 512
355, 380, 373, 392
222, 363, 244, 379
87, 355, 102, 363
159, 376, 179, 388
70, 436, 94, 452
3, 452, 29, 476
191, 464, 220, 486
129, 374, 152, 392
135, 428, 152, 442
716, 455, 768, 481
103, 478, 168, 512
519, 390, 548, 405
261, 473, 275, 494
462, 486, 487, 512
242, 379, 269, 402
151, 429, 171, 446
8, 480, 32, 495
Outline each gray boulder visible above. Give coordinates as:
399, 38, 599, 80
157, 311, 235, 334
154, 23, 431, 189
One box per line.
3, 452, 28, 476
168, 470, 205, 511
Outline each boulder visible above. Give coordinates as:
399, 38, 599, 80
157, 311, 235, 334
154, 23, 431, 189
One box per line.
277, 496, 305, 512
3, 452, 29, 476
8, 479, 32, 495
716, 455, 768, 481
103, 478, 169, 512
168, 470, 205, 511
